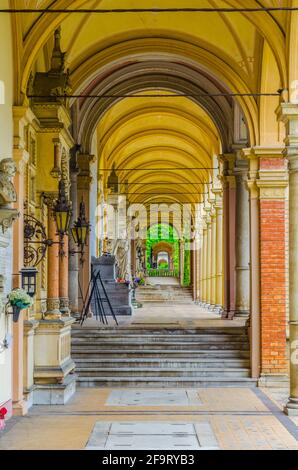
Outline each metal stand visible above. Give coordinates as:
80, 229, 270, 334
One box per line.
80, 267, 118, 326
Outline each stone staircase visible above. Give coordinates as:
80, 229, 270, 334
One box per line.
136, 284, 194, 303
71, 325, 256, 388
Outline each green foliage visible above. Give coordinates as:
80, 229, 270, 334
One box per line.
183, 244, 191, 286
146, 223, 191, 286
146, 223, 179, 271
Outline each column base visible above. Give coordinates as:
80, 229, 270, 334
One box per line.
221, 310, 235, 320
60, 297, 70, 317
234, 310, 250, 318
284, 398, 298, 416
33, 373, 76, 405
258, 374, 289, 388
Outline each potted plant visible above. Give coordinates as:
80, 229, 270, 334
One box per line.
7, 288, 33, 322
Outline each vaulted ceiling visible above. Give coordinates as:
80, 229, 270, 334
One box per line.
11, 0, 288, 207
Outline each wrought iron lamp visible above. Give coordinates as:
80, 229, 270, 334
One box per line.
53, 179, 72, 236
70, 199, 90, 263
20, 267, 38, 297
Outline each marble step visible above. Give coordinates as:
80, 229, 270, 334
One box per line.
72, 349, 250, 358
71, 334, 248, 342
74, 358, 250, 368
75, 367, 251, 378
72, 325, 246, 333
76, 376, 257, 388
71, 341, 249, 350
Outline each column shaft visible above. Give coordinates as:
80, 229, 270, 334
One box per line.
234, 165, 250, 317
59, 235, 69, 315
46, 209, 60, 317
288, 158, 298, 412
202, 227, 207, 303
68, 169, 79, 314
206, 217, 212, 304
211, 211, 217, 306
215, 203, 224, 309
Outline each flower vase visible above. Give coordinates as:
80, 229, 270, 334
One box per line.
12, 305, 22, 323
0, 419, 5, 431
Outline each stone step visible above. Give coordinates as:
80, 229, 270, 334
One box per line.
72, 349, 250, 358
71, 341, 249, 350
72, 327, 247, 335
71, 334, 248, 342
75, 367, 251, 378
74, 358, 250, 368
76, 376, 257, 388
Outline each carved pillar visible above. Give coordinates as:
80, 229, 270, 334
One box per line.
45, 204, 60, 318
234, 159, 250, 317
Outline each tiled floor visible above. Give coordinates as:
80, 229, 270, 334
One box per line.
0, 387, 297, 450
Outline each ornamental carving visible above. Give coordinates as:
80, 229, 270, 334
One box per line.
0, 158, 19, 233
0, 158, 17, 205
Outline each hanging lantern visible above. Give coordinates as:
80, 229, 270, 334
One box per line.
71, 199, 90, 249
53, 179, 72, 235
20, 267, 38, 297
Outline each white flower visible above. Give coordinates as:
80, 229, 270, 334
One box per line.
8, 288, 33, 308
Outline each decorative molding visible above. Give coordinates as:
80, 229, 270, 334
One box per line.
0, 158, 20, 233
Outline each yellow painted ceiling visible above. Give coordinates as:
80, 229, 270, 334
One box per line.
97, 91, 220, 206
12, 0, 289, 207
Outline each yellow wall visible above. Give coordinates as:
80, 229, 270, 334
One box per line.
0, 3, 13, 408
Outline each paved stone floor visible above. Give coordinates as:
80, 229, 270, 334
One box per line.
82, 303, 246, 328
1, 387, 297, 450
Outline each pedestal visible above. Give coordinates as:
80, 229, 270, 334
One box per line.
33, 316, 76, 405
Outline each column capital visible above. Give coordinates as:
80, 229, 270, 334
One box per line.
242, 147, 287, 199
77, 153, 95, 189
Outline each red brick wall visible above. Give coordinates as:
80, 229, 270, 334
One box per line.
259, 198, 287, 374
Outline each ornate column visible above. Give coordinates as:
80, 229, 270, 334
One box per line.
45, 203, 60, 318
201, 221, 207, 304
206, 209, 212, 306
68, 161, 80, 315
278, 104, 298, 414
59, 235, 69, 316
29, 29, 76, 405
198, 226, 204, 303
220, 154, 236, 319
210, 205, 217, 308
213, 188, 224, 312
77, 154, 94, 310
234, 159, 250, 317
